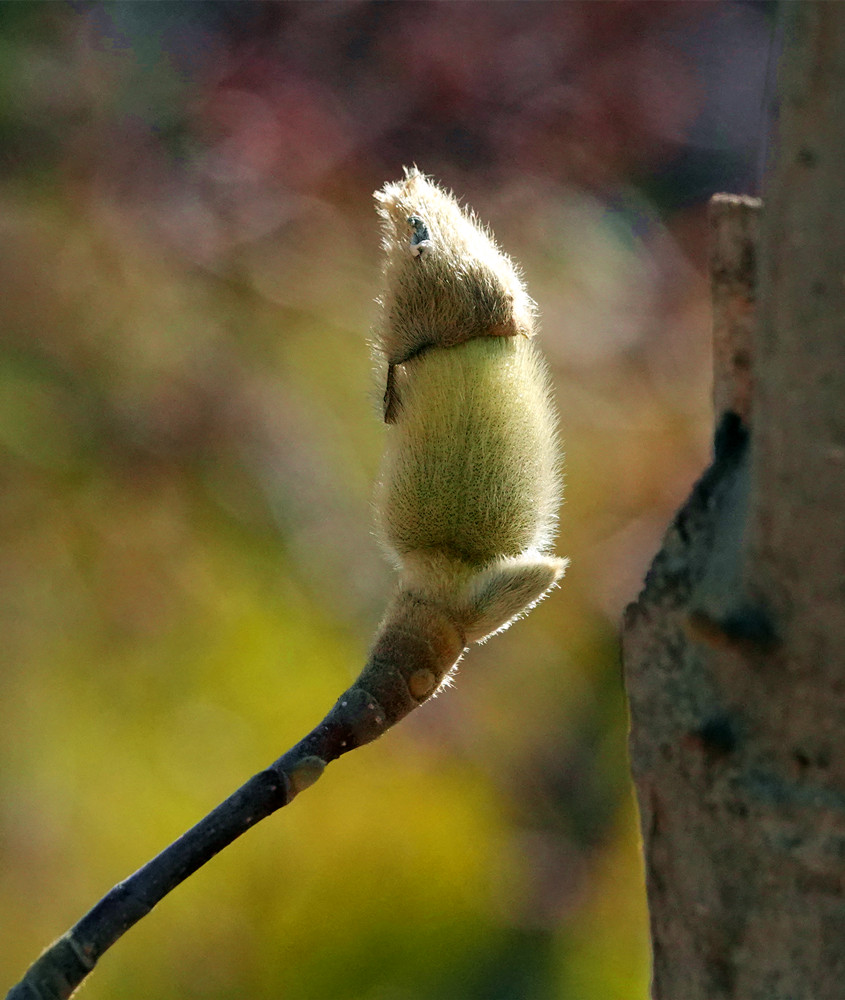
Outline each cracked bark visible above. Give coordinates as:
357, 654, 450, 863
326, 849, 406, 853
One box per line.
622, 5, 845, 998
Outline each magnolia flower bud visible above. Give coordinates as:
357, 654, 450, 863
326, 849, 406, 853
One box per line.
366, 169, 567, 704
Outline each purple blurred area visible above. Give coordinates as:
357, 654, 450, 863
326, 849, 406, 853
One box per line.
2, 0, 778, 283
17, 2, 774, 234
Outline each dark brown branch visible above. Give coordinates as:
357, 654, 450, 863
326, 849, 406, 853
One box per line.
6, 609, 465, 1000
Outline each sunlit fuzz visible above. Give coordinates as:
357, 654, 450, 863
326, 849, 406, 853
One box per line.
369, 168, 567, 687
373, 167, 537, 366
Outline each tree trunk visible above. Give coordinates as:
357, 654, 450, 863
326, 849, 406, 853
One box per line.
622, 5, 845, 998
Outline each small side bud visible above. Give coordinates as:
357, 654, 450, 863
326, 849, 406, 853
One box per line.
408, 669, 437, 701
287, 756, 326, 797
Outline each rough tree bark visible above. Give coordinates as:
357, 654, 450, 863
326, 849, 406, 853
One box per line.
623, 5, 845, 999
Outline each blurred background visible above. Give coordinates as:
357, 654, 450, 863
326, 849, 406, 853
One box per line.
0, 2, 777, 998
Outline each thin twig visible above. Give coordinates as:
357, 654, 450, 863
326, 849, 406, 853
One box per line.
4, 678, 420, 1000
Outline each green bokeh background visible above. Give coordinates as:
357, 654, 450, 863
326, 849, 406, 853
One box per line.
0, 3, 774, 997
